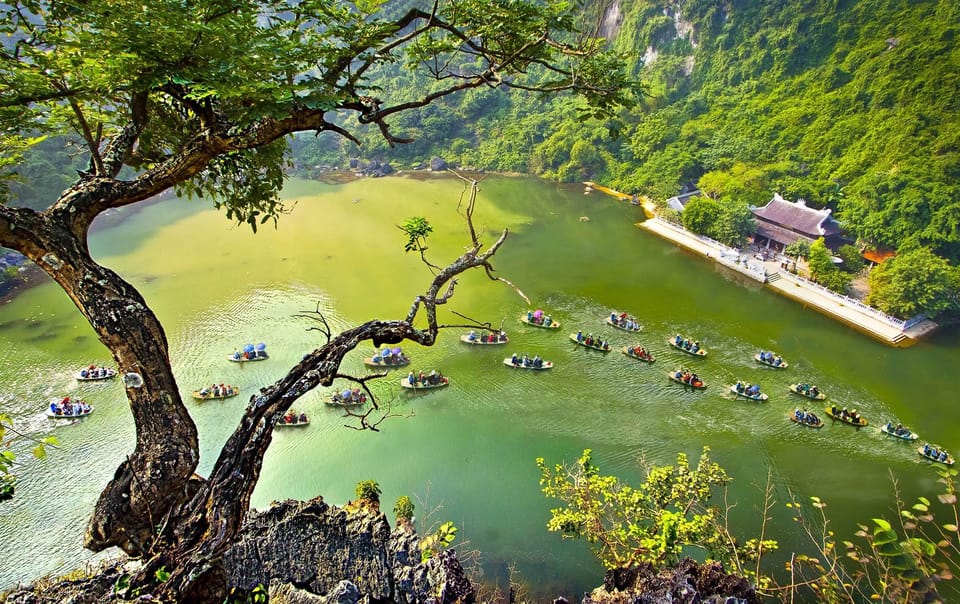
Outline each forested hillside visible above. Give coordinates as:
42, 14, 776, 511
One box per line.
295, 0, 959, 265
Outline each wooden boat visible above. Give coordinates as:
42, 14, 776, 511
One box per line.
824, 406, 868, 427
46, 400, 93, 418
788, 384, 826, 400
75, 367, 117, 381
917, 445, 955, 466
879, 423, 919, 441
227, 352, 268, 362
667, 338, 707, 357
789, 412, 824, 429
729, 383, 768, 401
519, 313, 560, 329
323, 391, 367, 407
622, 346, 655, 363
667, 370, 706, 389
754, 352, 788, 369
192, 386, 240, 401
400, 374, 450, 390
503, 357, 553, 370
276, 414, 310, 427
363, 356, 410, 369
605, 313, 642, 332
460, 332, 509, 345
569, 334, 611, 352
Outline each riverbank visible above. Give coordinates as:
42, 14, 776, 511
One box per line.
582, 182, 937, 347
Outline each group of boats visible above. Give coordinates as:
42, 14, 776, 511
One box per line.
44, 317, 954, 467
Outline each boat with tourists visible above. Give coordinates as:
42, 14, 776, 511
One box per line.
622, 345, 655, 363
788, 383, 826, 400
825, 405, 868, 427
460, 331, 509, 345
668, 334, 707, 357
46, 397, 93, 418
364, 347, 410, 368
789, 408, 824, 428
668, 369, 706, 389
401, 370, 450, 390
277, 411, 309, 427
520, 309, 560, 330
228, 342, 268, 362
880, 421, 918, 441
730, 381, 768, 401
75, 365, 117, 381
192, 384, 240, 401
605, 311, 642, 332
570, 332, 611, 352
504, 354, 552, 370
918, 444, 954, 466
755, 351, 788, 369
324, 388, 368, 407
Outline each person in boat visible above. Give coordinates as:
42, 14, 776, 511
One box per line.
675, 334, 683, 346
299, 412, 308, 423
522, 354, 531, 367
510, 353, 519, 366
467, 331, 477, 342
849, 409, 860, 422
576, 330, 583, 342
924, 444, 932, 455
773, 355, 783, 366
810, 386, 819, 396
50, 401, 60, 415
532, 355, 543, 368
830, 405, 838, 416
940, 451, 949, 462
80, 368, 89, 378
407, 372, 416, 386
610, 312, 618, 323
690, 373, 701, 386
283, 412, 295, 424
691, 341, 700, 353
544, 314, 553, 326
499, 330, 508, 342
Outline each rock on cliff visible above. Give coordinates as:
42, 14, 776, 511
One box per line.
224, 496, 476, 604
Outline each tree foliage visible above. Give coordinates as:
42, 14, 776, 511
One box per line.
536, 447, 747, 570
867, 248, 960, 318
808, 237, 851, 293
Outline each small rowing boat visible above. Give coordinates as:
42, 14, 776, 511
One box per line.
825, 406, 868, 427
570, 334, 611, 352
730, 382, 768, 401
324, 389, 368, 407
667, 337, 707, 357
227, 352, 268, 362
46, 398, 93, 418
503, 357, 553, 370
917, 445, 954, 466
363, 355, 410, 368
401, 372, 450, 390
789, 411, 824, 428
277, 413, 309, 427
622, 346, 655, 363
605, 312, 642, 332
460, 332, 509, 345
76, 366, 117, 381
788, 384, 826, 400
879, 422, 918, 441
668, 369, 706, 389
520, 313, 560, 330
755, 351, 788, 369
192, 385, 240, 400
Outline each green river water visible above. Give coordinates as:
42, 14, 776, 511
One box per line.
1, 174, 957, 599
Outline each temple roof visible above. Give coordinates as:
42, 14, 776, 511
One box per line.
751, 193, 841, 237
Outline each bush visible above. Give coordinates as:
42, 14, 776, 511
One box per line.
355, 480, 382, 504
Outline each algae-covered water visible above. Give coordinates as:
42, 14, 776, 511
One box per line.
1, 174, 957, 599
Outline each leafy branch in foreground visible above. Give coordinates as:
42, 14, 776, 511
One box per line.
0, 413, 59, 501
536, 447, 750, 570
784, 468, 959, 603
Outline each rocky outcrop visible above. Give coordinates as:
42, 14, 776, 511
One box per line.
223, 496, 475, 604
583, 558, 758, 604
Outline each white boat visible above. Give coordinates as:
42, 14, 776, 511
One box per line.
503, 357, 553, 370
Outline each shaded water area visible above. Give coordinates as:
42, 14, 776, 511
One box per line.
1, 174, 958, 599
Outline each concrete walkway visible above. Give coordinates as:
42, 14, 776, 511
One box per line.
637, 217, 937, 347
